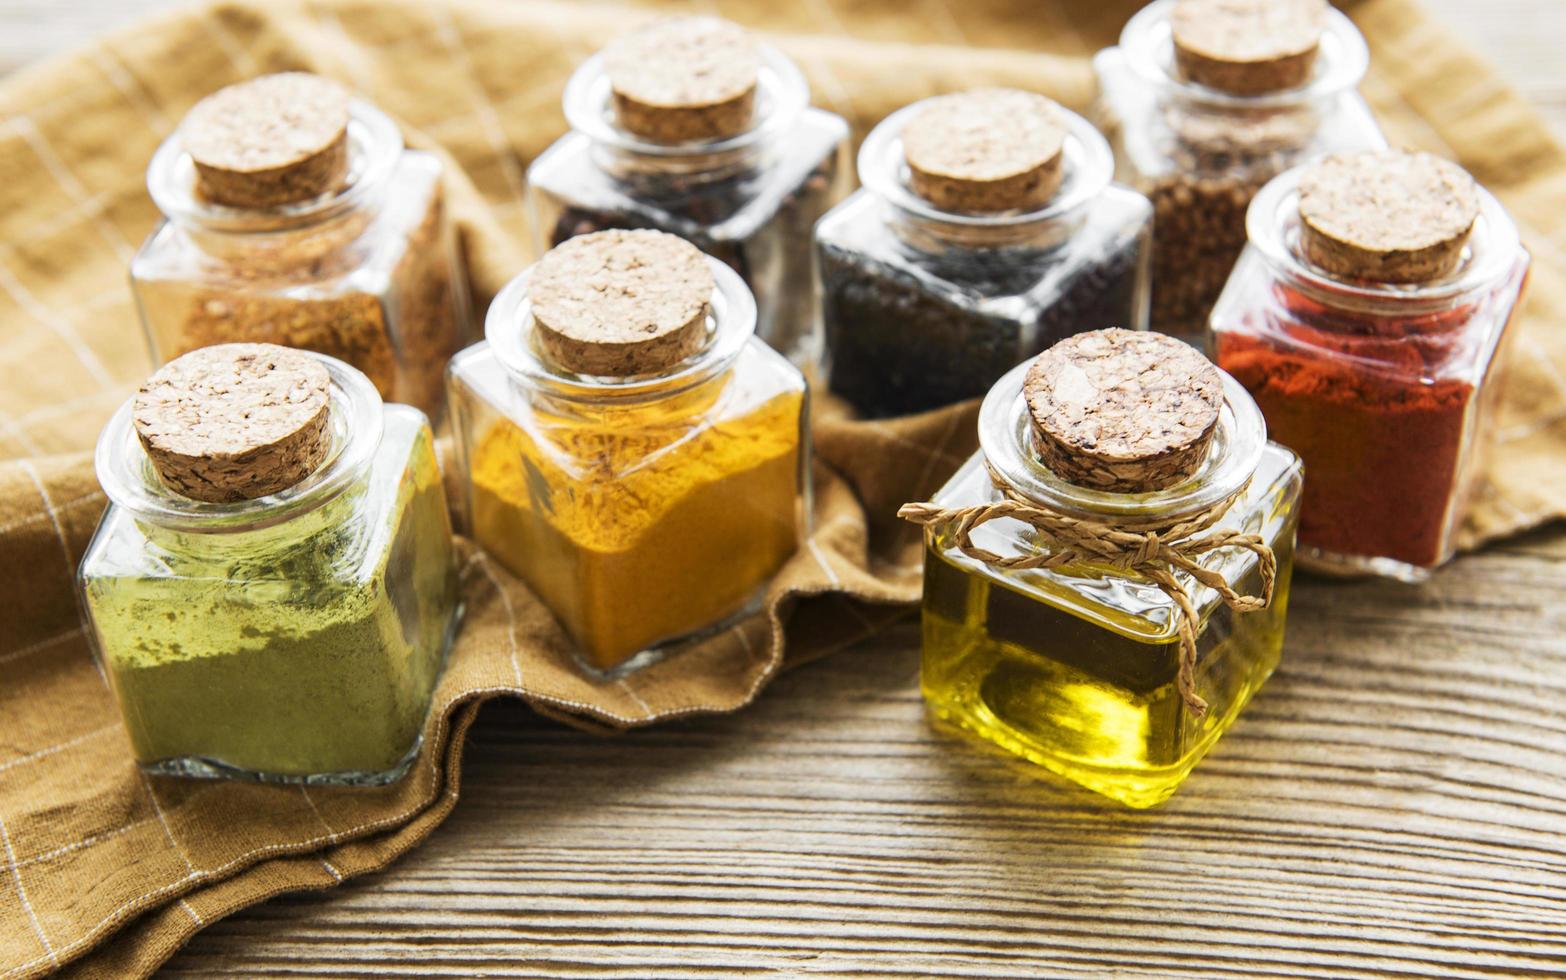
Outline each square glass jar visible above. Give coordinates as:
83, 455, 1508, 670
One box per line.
1093, 0, 1384, 348
448, 255, 809, 675
526, 43, 850, 373
1210, 165, 1530, 581
131, 98, 472, 418
919, 361, 1301, 808
817, 100, 1152, 419
79, 355, 461, 784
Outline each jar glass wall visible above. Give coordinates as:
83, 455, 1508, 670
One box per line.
817, 100, 1152, 418
1209, 167, 1530, 580
1093, 0, 1384, 348
131, 99, 472, 417
79, 355, 461, 784
920, 361, 1301, 808
448, 256, 808, 676
526, 42, 850, 372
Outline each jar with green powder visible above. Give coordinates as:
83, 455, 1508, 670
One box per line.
79, 342, 460, 785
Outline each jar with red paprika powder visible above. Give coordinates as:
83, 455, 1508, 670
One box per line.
1093, 0, 1385, 349
1210, 149, 1529, 580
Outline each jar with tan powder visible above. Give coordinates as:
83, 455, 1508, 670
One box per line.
1093, 0, 1384, 348
526, 16, 852, 372
131, 73, 472, 417
80, 343, 460, 784
448, 230, 808, 676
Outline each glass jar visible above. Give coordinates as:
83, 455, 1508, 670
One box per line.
79, 353, 461, 784
1093, 0, 1384, 348
448, 247, 808, 676
131, 87, 472, 417
919, 358, 1302, 808
1209, 163, 1530, 581
817, 97, 1152, 419
526, 29, 850, 372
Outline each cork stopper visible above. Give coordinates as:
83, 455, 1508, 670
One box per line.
133, 343, 333, 503
1023, 329, 1223, 493
902, 89, 1067, 213
1298, 150, 1481, 284
1171, 0, 1327, 96
529, 230, 714, 377
183, 72, 352, 209
603, 17, 760, 143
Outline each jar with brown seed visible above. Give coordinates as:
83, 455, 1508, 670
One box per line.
131, 73, 473, 419
1093, 0, 1384, 349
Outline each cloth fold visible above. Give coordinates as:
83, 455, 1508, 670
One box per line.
1, 0, 1564, 977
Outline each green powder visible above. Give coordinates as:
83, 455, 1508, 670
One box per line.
82, 409, 458, 782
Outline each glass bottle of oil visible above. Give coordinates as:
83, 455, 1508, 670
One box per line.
916, 330, 1302, 808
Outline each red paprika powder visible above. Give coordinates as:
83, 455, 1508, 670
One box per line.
1209, 150, 1529, 579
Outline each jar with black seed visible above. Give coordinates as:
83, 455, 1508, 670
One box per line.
816, 89, 1152, 419
1093, 0, 1384, 349
526, 16, 851, 373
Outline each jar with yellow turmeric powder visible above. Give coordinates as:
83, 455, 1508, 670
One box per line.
449, 229, 807, 674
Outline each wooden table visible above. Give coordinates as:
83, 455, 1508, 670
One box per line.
6, 2, 1565, 977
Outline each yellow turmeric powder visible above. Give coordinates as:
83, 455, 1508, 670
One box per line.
469, 384, 804, 671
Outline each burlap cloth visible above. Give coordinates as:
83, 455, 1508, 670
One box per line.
1, 0, 1564, 976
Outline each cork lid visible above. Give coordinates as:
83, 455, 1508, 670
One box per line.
1023, 329, 1223, 493
1297, 150, 1481, 284
529, 230, 714, 376
603, 17, 761, 143
1171, 0, 1327, 96
182, 72, 352, 209
902, 89, 1067, 213
133, 343, 333, 503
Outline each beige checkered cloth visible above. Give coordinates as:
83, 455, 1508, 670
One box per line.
1, 0, 1564, 976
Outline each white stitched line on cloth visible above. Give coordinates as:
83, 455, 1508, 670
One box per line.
922, 0, 970, 45
731, 622, 756, 657
0, 250, 116, 388
139, 774, 195, 877
179, 899, 204, 926
3, 117, 134, 264
0, 725, 116, 776
0, 814, 58, 969
299, 787, 334, 837
320, 860, 344, 882
13, 817, 144, 870
16, 459, 76, 579
472, 551, 525, 686
796, 0, 854, 116
0, 624, 84, 666
0, 488, 104, 539
806, 538, 842, 588
89, 48, 170, 132
617, 680, 653, 719
431, 2, 528, 207
198, 16, 257, 75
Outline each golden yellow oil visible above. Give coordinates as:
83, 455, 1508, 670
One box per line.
920, 540, 1292, 808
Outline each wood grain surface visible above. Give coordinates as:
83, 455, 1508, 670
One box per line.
3, 2, 1565, 978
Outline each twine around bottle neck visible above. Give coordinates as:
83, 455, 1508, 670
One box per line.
898, 462, 1277, 716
